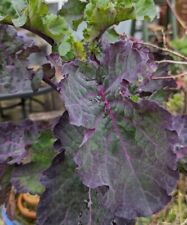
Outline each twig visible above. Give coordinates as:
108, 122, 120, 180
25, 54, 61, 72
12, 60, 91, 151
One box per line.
87, 188, 92, 225
166, 0, 187, 32
181, 218, 187, 225
156, 60, 187, 65
183, 90, 187, 114
178, 191, 184, 224
161, 29, 167, 48
94, 25, 109, 42
152, 72, 187, 80
141, 42, 187, 61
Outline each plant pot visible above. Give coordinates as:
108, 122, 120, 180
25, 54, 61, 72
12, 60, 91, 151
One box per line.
1, 207, 21, 225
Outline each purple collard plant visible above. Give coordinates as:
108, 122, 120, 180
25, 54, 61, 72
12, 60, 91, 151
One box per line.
0, 35, 185, 224
44, 39, 183, 222
2, 1, 187, 224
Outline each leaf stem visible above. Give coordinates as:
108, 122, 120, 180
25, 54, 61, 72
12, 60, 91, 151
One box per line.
1, 20, 54, 46
87, 188, 92, 225
42, 77, 59, 93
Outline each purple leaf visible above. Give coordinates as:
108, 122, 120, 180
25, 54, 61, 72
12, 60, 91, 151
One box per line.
53, 39, 181, 220
100, 40, 155, 86
58, 61, 101, 128
53, 112, 84, 151
0, 25, 45, 93
57, 40, 157, 128
0, 60, 32, 94
139, 50, 177, 93
0, 120, 44, 164
76, 101, 179, 219
172, 116, 187, 161
37, 153, 131, 225
140, 62, 176, 93
173, 115, 187, 147
11, 131, 56, 194
54, 99, 179, 220
0, 25, 37, 62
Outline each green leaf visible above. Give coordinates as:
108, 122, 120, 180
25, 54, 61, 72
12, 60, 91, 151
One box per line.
12, 11, 27, 27
73, 40, 87, 61
42, 14, 69, 41
0, 0, 27, 24
31, 69, 43, 92
84, 0, 116, 40
27, 0, 48, 28
102, 27, 120, 43
58, 38, 72, 57
59, 0, 86, 30
134, 0, 156, 20
84, 0, 156, 40
170, 37, 187, 56
167, 93, 184, 114
0, 165, 12, 205
12, 132, 56, 194
11, 0, 27, 26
